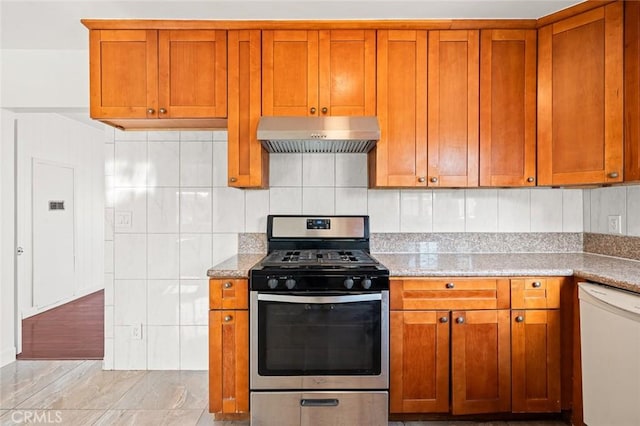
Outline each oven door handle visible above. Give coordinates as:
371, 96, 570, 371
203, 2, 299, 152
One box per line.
257, 293, 382, 304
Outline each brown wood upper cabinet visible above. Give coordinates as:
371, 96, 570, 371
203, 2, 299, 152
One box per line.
625, 0, 640, 182
89, 29, 227, 121
480, 29, 537, 187
262, 30, 376, 117
227, 30, 268, 188
428, 30, 480, 187
371, 30, 479, 188
537, 2, 623, 185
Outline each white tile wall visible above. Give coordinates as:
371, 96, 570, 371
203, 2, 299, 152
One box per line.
106, 128, 587, 370
583, 184, 640, 236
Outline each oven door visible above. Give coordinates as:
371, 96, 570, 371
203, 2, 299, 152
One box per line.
250, 291, 389, 390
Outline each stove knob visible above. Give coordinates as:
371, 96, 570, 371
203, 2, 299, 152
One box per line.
343, 278, 354, 289
285, 278, 296, 290
362, 278, 372, 289
267, 278, 279, 289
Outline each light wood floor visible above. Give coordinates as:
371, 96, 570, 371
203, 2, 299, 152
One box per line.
18, 290, 104, 360
0, 360, 568, 426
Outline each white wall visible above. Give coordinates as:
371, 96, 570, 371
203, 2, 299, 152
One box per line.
583, 185, 640, 236
105, 127, 584, 370
1, 109, 17, 367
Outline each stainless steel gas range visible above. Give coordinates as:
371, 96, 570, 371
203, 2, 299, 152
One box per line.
249, 215, 390, 426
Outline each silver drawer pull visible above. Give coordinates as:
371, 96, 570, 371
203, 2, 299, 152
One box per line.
532, 281, 541, 288
224, 282, 233, 289
456, 317, 464, 324
301, 399, 339, 407
515, 315, 524, 323
445, 282, 455, 289
224, 315, 232, 322
439, 316, 448, 323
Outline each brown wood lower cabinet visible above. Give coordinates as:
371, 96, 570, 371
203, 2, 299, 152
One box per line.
511, 309, 561, 413
390, 276, 566, 417
209, 278, 249, 417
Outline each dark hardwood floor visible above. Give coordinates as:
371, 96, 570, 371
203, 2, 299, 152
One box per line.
17, 290, 104, 360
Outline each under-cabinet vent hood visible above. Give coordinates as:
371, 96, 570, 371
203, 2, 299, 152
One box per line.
257, 116, 380, 153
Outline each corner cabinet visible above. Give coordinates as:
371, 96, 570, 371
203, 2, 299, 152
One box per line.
262, 29, 376, 117
480, 29, 537, 187
227, 30, 268, 188
89, 29, 227, 128
625, 0, 640, 182
209, 278, 249, 417
537, 2, 624, 185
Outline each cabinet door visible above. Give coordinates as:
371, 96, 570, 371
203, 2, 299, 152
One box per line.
511, 310, 561, 413
480, 30, 537, 187
209, 278, 249, 310
390, 310, 449, 413
318, 30, 376, 116
89, 29, 158, 119
262, 30, 319, 116
227, 30, 268, 188
209, 310, 249, 414
538, 2, 623, 185
451, 309, 510, 414
428, 30, 480, 187
371, 30, 428, 187
625, 0, 640, 181
158, 30, 227, 118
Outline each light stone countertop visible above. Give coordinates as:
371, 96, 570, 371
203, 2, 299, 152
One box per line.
207, 252, 640, 294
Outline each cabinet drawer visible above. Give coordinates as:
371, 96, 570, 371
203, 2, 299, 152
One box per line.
209, 278, 248, 309
391, 278, 510, 310
510, 278, 561, 309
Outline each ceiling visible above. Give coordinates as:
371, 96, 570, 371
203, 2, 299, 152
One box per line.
1, 0, 585, 50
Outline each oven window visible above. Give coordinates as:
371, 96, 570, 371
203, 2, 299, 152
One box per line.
257, 297, 381, 376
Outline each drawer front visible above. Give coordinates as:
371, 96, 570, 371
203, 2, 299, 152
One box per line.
209, 278, 249, 309
391, 278, 510, 310
510, 278, 560, 309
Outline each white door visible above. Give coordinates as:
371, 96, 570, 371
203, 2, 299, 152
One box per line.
32, 160, 75, 308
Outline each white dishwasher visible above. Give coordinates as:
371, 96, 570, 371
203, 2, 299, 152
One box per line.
579, 282, 640, 426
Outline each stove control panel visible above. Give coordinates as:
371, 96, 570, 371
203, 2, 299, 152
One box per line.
250, 273, 389, 291
307, 218, 330, 229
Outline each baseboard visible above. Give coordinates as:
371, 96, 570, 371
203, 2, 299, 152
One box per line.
1, 346, 17, 367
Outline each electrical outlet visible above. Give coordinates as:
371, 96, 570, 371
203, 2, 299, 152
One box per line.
131, 324, 142, 340
607, 215, 622, 234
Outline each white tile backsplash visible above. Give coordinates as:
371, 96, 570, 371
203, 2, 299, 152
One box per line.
433, 190, 465, 232
147, 234, 180, 279
627, 186, 640, 236
590, 186, 626, 234
147, 280, 180, 326
531, 188, 563, 232
465, 189, 498, 232
180, 142, 213, 187
148, 142, 179, 187
303, 154, 335, 187
109, 129, 592, 371
180, 188, 213, 233
498, 188, 531, 232
400, 190, 433, 232
302, 187, 336, 215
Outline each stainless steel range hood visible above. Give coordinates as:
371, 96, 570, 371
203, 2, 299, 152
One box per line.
257, 116, 380, 153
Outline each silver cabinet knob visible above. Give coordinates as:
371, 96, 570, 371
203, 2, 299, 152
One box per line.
430, 177, 438, 183
224, 282, 232, 289
159, 108, 167, 114
147, 108, 155, 114
532, 281, 542, 288
229, 177, 237, 183
515, 315, 524, 323
456, 317, 464, 324
310, 107, 317, 114
445, 282, 455, 289
224, 315, 233, 322
418, 177, 426, 183
439, 316, 448, 323
16, 247, 24, 255
608, 171, 619, 179
321, 107, 328, 114
527, 177, 534, 183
